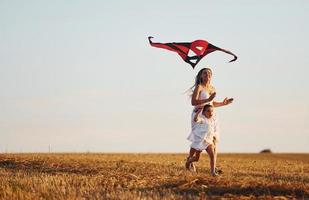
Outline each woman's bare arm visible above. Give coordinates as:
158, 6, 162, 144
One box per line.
213, 98, 234, 107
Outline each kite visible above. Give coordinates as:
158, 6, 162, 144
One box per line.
148, 36, 237, 69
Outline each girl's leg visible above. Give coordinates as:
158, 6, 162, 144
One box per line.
190, 150, 201, 172
206, 144, 217, 176
191, 150, 201, 162
187, 150, 201, 172
189, 147, 196, 158
186, 148, 196, 169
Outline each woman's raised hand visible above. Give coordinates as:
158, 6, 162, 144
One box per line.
223, 97, 234, 105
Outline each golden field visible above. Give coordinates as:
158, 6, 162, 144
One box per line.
0, 153, 308, 200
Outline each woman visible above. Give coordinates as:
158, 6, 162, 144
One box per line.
186, 67, 233, 175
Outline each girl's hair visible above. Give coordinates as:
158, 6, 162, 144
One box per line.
187, 68, 213, 95
203, 104, 213, 112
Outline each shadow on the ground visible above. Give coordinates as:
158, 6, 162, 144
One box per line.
139, 178, 308, 198
234, 171, 309, 184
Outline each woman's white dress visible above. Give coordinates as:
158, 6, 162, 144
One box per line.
187, 90, 220, 151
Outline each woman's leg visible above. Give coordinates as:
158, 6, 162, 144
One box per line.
213, 141, 217, 157
206, 144, 216, 175
212, 138, 223, 174
213, 139, 217, 168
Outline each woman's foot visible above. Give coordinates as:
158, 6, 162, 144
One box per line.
211, 172, 219, 177
215, 167, 223, 174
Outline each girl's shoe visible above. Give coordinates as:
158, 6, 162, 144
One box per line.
190, 162, 196, 172
185, 157, 192, 170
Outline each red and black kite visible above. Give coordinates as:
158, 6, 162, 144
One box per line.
148, 36, 237, 69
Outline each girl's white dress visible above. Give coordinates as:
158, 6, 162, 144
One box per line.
187, 115, 218, 151
187, 89, 220, 151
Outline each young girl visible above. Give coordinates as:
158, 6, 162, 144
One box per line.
186, 104, 219, 176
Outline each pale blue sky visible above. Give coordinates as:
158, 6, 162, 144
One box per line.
0, 1, 308, 153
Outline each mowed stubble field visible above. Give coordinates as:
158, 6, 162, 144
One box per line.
0, 153, 308, 200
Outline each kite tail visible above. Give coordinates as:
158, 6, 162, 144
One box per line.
218, 48, 238, 62
148, 36, 154, 44
148, 36, 190, 62
206, 43, 238, 63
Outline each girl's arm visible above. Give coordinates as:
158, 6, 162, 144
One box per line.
191, 85, 216, 106
193, 108, 203, 122
213, 98, 234, 107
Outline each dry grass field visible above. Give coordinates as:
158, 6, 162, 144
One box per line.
0, 153, 308, 200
